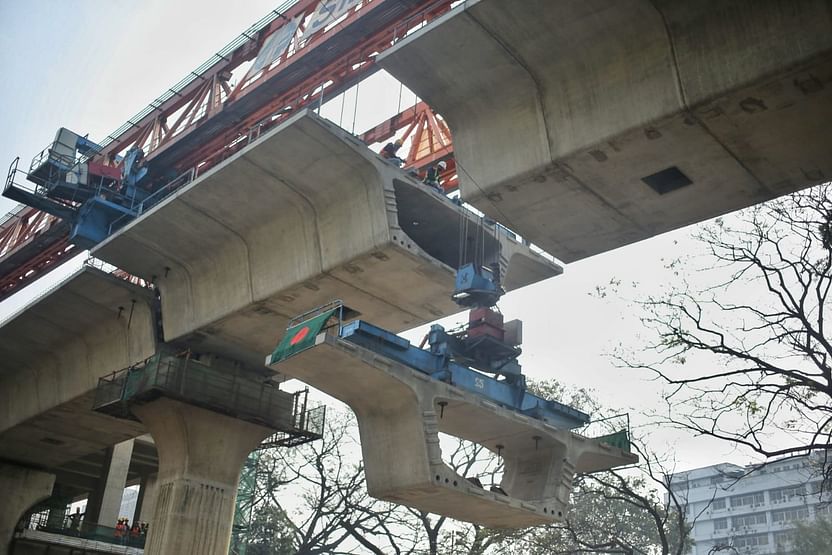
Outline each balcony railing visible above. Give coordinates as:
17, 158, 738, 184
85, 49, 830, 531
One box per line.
93, 351, 323, 446
17, 512, 146, 551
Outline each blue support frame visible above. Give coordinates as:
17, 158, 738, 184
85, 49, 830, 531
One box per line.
339, 320, 590, 430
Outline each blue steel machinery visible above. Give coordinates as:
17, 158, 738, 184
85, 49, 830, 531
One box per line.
272, 262, 621, 435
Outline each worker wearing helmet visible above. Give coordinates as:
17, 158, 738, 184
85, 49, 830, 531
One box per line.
381, 138, 405, 167
424, 160, 447, 192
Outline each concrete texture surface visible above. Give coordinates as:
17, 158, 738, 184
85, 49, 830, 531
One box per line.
83, 439, 134, 527
269, 334, 636, 528
379, 0, 832, 262
0, 267, 156, 469
133, 398, 271, 555
93, 110, 560, 367
46, 436, 158, 507
0, 462, 55, 555
134, 473, 158, 525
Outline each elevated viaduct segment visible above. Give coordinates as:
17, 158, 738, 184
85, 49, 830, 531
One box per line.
0, 267, 156, 554
379, 0, 832, 262
0, 266, 156, 468
1, 110, 559, 554
93, 110, 560, 364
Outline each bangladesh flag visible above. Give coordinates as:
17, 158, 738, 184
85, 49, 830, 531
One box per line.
595, 430, 631, 451
269, 308, 338, 365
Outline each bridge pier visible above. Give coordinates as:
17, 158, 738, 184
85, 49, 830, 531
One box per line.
0, 462, 55, 555
83, 438, 134, 529
134, 472, 158, 525
133, 398, 271, 555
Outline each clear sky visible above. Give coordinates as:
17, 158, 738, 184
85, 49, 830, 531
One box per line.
0, 1, 773, 473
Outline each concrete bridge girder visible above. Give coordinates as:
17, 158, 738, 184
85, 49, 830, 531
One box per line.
0, 267, 157, 468
269, 335, 636, 528
378, 0, 832, 262
93, 111, 560, 366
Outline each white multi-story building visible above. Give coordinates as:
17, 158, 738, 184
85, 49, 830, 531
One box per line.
669, 452, 830, 554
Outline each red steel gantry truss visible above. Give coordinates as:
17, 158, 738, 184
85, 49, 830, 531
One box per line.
0, 0, 458, 301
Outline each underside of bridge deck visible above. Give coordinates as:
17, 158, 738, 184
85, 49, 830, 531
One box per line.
379, 0, 832, 262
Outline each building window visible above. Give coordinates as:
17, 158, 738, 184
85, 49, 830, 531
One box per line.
771, 507, 809, 523
733, 512, 766, 528
774, 530, 795, 547
712, 498, 726, 511
671, 481, 689, 493
730, 492, 765, 508
713, 518, 728, 531
770, 485, 805, 504
733, 534, 769, 548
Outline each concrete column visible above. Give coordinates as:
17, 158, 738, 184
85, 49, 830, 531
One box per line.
133, 473, 158, 524
85, 439, 134, 527
0, 462, 55, 555
44, 484, 72, 529
133, 398, 271, 555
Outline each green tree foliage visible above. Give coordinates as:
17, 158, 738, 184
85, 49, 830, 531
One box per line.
792, 515, 832, 554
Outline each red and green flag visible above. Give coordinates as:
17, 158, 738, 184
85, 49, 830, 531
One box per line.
269, 308, 338, 364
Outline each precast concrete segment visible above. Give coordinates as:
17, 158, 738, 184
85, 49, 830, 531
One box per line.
268, 335, 637, 528
132, 398, 272, 555
0, 462, 55, 555
93, 110, 560, 366
378, 0, 832, 262
0, 267, 156, 468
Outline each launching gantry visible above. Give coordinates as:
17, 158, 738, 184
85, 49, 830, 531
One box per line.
267, 266, 636, 528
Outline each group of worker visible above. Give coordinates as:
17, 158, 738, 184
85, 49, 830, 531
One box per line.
380, 139, 447, 192
114, 517, 147, 544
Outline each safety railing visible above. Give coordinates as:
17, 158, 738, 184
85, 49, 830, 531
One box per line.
391, 0, 457, 42
28, 141, 78, 176
18, 511, 147, 549
93, 352, 324, 445
261, 390, 326, 448
5, 157, 45, 198
96, 0, 301, 154
84, 256, 151, 289
578, 413, 633, 453
105, 167, 196, 236
11, 149, 135, 211
0, 203, 27, 231
287, 299, 346, 330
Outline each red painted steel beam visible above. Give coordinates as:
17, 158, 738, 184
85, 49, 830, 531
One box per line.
359, 101, 457, 193
0, 0, 455, 297
0, 237, 76, 300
